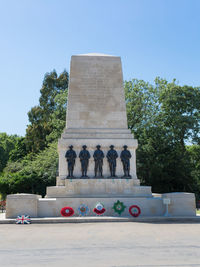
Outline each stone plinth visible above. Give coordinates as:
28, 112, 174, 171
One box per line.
46, 179, 151, 198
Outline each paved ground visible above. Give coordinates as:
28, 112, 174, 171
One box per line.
0, 222, 200, 267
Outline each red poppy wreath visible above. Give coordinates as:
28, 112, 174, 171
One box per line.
93, 202, 106, 215
129, 205, 141, 217
60, 206, 74, 217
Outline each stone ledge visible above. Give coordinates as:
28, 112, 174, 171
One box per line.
1, 216, 200, 224
7, 194, 41, 199
63, 128, 132, 133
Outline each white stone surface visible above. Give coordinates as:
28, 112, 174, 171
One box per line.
46, 179, 150, 198
162, 192, 196, 216
5, 192, 196, 218
66, 54, 127, 129
38, 196, 165, 217
57, 53, 138, 180
6, 194, 41, 218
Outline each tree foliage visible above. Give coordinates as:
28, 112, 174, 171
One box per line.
0, 133, 25, 173
25, 70, 68, 153
125, 77, 200, 196
0, 142, 58, 198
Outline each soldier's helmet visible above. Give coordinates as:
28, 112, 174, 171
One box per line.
110, 145, 114, 149
82, 145, 87, 149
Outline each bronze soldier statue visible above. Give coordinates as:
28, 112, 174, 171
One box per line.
65, 145, 77, 178
120, 145, 132, 177
106, 145, 118, 177
79, 145, 90, 178
93, 145, 104, 177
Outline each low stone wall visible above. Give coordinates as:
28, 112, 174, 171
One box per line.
6, 194, 41, 218
6, 192, 196, 218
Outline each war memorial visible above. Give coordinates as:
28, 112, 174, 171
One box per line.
6, 53, 196, 218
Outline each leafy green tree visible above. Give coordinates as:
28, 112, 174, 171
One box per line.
0, 133, 21, 172
125, 78, 200, 194
187, 145, 200, 198
0, 70, 68, 197
9, 137, 27, 161
0, 142, 58, 197
25, 70, 68, 153
46, 89, 68, 143
158, 81, 200, 146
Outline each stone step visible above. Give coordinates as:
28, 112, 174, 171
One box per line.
1, 216, 200, 224
46, 179, 151, 198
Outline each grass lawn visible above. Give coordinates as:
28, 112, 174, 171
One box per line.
196, 209, 200, 215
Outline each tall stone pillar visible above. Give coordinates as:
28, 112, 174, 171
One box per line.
57, 53, 138, 183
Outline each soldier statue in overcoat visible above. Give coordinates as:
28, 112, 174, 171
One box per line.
79, 145, 91, 178
93, 145, 104, 177
106, 145, 118, 177
120, 145, 132, 177
65, 145, 77, 178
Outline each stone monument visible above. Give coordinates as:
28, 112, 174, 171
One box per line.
46, 53, 144, 199
57, 53, 138, 182
6, 53, 196, 218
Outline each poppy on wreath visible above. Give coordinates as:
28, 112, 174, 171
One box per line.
93, 202, 106, 215
129, 205, 141, 217
60, 206, 74, 217
78, 204, 89, 216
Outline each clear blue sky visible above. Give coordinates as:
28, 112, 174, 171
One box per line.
0, 0, 200, 136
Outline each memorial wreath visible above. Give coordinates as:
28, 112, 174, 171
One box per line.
60, 206, 74, 217
78, 204, 89, 216
93, 202, 106, 215
129, 205, 141, 217
112, 200, 126, 215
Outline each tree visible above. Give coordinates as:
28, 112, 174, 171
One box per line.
0, 70, 68, 197
0, 142, 58, 197
0, 133, 21, 172
158, 81, 200, 146
25, 70, 69, 153
187, 145, 200, 198
9, 137, 27, 161
125, 78, 200, 195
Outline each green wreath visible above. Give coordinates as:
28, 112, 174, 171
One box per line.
112, 200, 126, 215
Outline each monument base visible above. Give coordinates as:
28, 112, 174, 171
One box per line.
6, 190, 196, 218
47, 178, 147, 198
